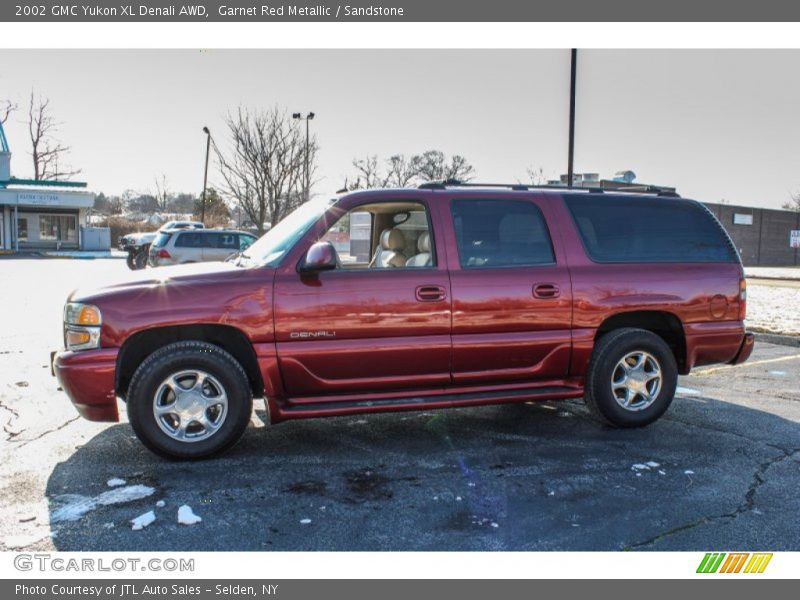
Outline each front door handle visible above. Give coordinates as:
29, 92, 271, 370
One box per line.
533, 283, 560, 299
416, 285, 447, 302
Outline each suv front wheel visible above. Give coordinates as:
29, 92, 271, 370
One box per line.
127, 341, 253, 459
584, 328, 678, 427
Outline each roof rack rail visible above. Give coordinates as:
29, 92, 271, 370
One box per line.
417, 179, 680, 198
418, 179, 608, 193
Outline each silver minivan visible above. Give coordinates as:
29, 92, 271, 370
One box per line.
148, 228, 258, 267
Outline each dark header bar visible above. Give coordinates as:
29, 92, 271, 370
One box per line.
3, 0, 800, 22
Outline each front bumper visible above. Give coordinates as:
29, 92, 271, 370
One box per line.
53, 348, 120, 422
728, 332, 755, 365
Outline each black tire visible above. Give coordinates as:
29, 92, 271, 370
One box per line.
584, 328, 677, 428
125, 252, 136, 270
127, 341, 253, 459
133, 248, 148, 270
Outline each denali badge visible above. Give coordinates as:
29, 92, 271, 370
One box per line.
290, 331, 336, 339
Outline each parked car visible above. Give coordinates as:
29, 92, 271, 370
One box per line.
119, 220, 205, 270
54, 183, 753, 459
147, 228, 258, 267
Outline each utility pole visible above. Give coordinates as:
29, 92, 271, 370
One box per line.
567, 49, 577, 188
292, 112, 315, 202
201, 126, 211, 224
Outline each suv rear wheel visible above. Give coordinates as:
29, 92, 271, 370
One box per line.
584, 328, 677, 427
127, 341, 253, 459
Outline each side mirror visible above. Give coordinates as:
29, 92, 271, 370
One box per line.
300, 241, 337, 273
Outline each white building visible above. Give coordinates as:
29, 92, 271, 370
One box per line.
0, 122, 94, 251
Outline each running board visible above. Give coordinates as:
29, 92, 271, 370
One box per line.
278, 385, 583, 418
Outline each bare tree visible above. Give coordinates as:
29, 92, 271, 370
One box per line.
153, 174, 171, 212
385, 154, 418, 187
413, 150, 475, 183
27, 91, 80, 181
520, 166, 547, 186
1, 100, 15, 125
348, 150, 475, 189
214, 106, 316, 234
782, 192, 800, 212
349, 155, 389, 190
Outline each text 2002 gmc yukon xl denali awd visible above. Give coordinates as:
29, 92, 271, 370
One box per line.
54, 183, 754, 459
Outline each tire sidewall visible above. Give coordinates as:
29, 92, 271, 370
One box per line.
127, 344, 252, 459
134, 248, 148, 270
590, 330, 678, 427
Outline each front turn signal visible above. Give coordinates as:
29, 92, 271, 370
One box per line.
64, 303, 102, 326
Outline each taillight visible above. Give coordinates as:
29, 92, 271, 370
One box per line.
739, 278, 747, 320
156, 249, 171, 259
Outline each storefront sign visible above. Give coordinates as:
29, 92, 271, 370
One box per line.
17, 192, 64, 206
733, 213, 753, 225
14, 191, 94, 208
791, 230, 800, 249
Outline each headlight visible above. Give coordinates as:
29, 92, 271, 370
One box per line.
64, 303, 102, 326
63, 303, 102, 350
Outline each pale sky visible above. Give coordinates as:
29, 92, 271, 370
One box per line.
0, 49, 798, 209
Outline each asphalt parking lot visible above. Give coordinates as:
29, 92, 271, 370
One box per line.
0, 258, 798, 551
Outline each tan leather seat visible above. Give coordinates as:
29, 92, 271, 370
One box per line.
405, 231, 433, 267
370, 228, 407, 268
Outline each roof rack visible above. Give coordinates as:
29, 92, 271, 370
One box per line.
418, 179, 680, 198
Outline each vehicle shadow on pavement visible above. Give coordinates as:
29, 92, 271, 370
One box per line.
45, 396, 800, 551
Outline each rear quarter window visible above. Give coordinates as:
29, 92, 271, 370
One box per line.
564, 195, 738, 263
152, 232, 172, 247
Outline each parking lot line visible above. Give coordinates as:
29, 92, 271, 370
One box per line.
693, 353, 800, 376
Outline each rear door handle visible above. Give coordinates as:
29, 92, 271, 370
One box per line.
533, 283, 560, 299
416, 285, 447, 302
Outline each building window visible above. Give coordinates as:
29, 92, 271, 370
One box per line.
17, 217, 28, 241
39, 215, 77, 243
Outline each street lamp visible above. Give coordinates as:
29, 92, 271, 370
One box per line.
201, 126, 211, 225
292, 111, 315, 202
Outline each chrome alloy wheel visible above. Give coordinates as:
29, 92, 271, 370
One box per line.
610, 351, 662, 411
153, 370, 228, 443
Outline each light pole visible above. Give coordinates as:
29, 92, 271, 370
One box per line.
201, 126, 211, 225
567, 49, 577, 188
292, 112, 314, 202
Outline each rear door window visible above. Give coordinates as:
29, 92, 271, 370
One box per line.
200, 233, 221, 248
451, 199, 555, 268
175, 232, 203, 248
564, 195, 738, 263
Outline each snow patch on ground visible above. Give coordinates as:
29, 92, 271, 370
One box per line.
676, 386, 702, 396
299, 518, 312, 525
131, 510, 156, 531
632, 462, 661, 472
156, 500, 166, 508
51, 485, 156, 523
177, 505, 202, 525
746, 267, 800, 280
106, 478, 126, 487
746, 283, 800, 336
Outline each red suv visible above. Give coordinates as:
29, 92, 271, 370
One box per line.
54, 183, 754, 459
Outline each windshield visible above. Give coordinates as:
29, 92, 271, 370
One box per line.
238, 197, 337, 267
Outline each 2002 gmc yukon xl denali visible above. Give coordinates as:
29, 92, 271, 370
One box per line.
54, 183, 754, 459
